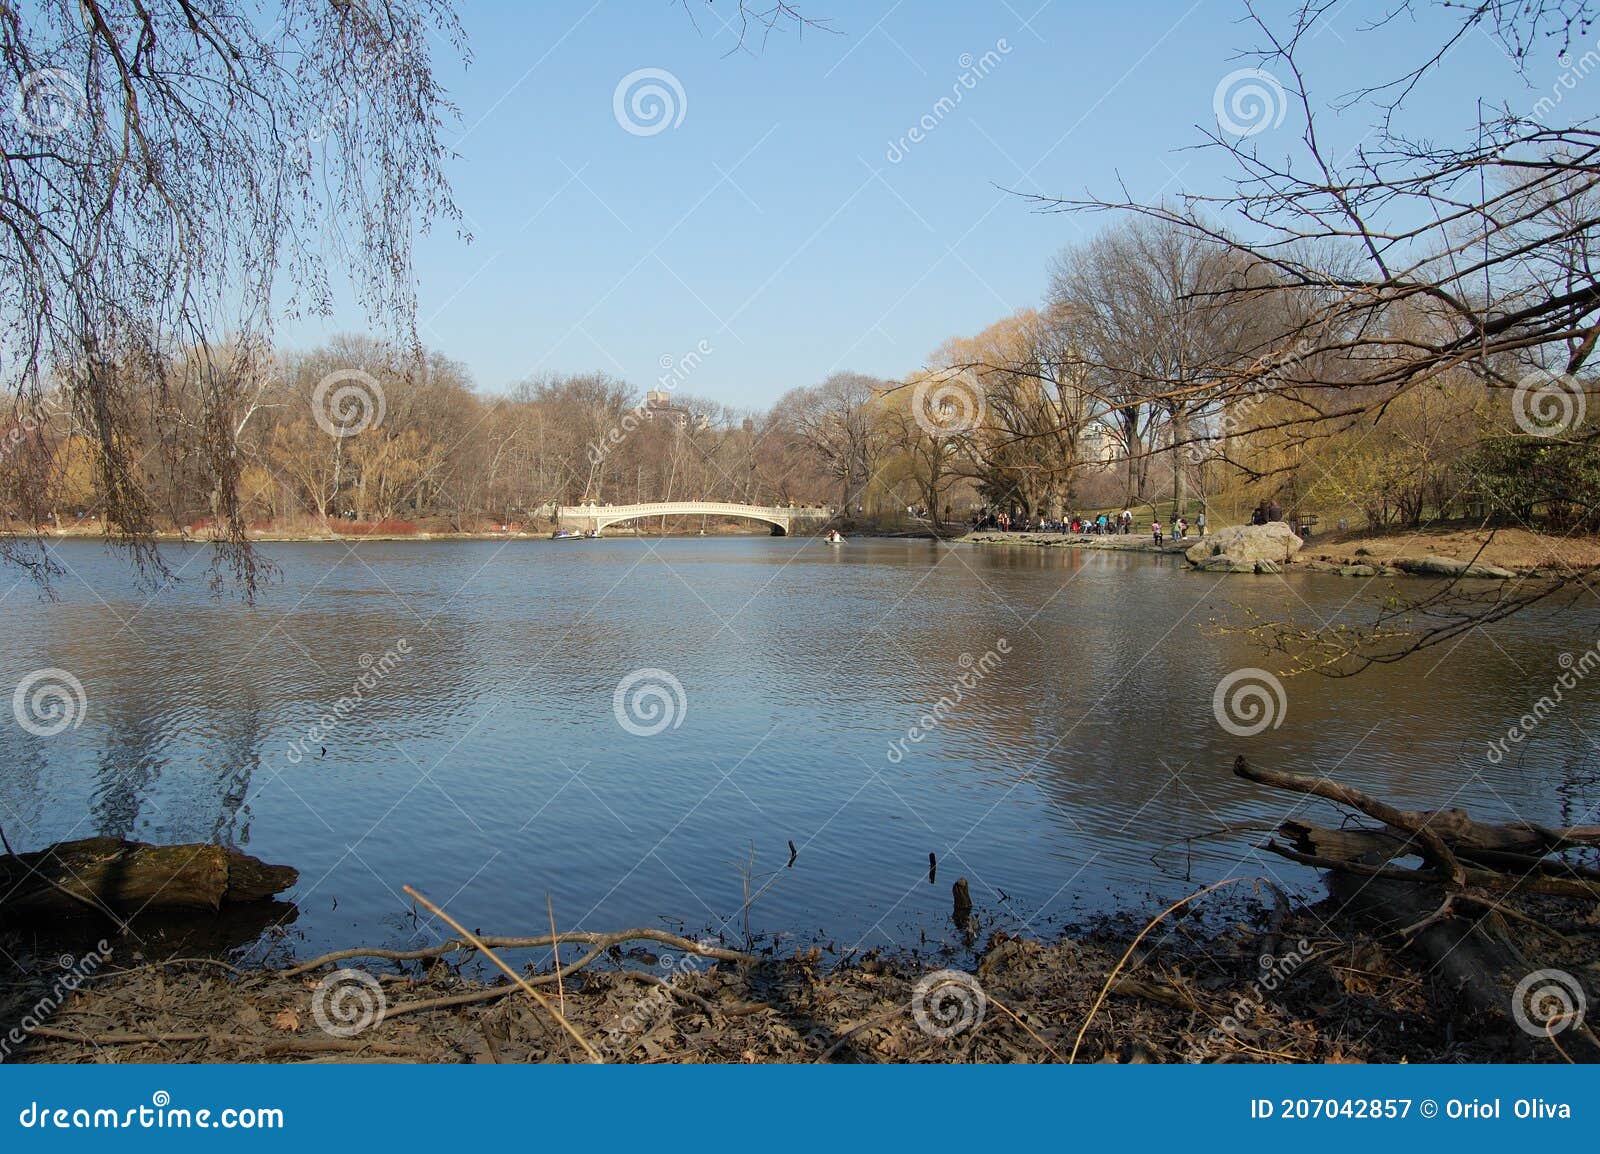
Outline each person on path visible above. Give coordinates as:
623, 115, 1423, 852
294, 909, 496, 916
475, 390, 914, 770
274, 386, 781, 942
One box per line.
1197, 510, 1206, 537
1152, 519, 1164, 546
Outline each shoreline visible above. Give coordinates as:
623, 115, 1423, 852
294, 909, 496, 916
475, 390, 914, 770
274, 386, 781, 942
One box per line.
958, 530, 1188, 556
5, 890, 1577, 1064
957, 526, 1597, 579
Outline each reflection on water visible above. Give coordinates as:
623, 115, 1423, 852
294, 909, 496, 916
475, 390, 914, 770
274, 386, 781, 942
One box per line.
1, 537, 1596, 959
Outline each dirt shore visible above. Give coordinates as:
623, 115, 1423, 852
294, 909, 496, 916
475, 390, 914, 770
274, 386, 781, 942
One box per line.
1296, 525, 1600, 575
5, 891, 1588, 1064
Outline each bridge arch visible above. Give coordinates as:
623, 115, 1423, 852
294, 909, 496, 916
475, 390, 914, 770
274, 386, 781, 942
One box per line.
556, 501, 832, 536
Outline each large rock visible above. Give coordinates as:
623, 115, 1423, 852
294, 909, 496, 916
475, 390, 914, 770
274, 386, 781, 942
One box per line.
1391, 555, 1516, 580
1195, 554, 1258, 573
1185, 522, 1303, 574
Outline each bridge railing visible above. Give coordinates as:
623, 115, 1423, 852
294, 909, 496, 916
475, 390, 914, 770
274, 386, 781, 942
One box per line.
557, 502, 834, 518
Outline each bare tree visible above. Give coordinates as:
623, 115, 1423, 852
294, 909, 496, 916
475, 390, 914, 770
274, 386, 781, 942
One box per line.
787, 372, 889, 516
1, 0, 466, 591
1, 0, 827, 589
1037, 0, 1600, 670
1049, 217, 1279, 516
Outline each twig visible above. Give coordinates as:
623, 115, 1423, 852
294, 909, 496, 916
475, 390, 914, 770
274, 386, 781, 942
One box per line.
814, 1003, 907, 1063
1070, 877, 1250, 1064
281, 927, 753, 977
105, 957, 245, 978
31, 1026, 207, 1045
546, 893, 564, 1018
30, 1026, 426, 1058
986, 992, 1065, 1061
403, 885, 603, 1063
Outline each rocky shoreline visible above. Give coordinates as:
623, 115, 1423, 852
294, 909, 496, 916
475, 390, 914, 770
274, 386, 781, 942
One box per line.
959, 530, 1188, 555
959, 526, 1586, 580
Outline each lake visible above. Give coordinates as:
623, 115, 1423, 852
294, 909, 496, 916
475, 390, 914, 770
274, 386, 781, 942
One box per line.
1, 537, 1594, 962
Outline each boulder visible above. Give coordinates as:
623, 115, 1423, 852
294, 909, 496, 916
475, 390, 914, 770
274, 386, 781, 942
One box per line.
1196, 555, 1258, 573
1185, 522, 1304, 572
1391, 555, 1515, 580
1339, 563, 1378, 577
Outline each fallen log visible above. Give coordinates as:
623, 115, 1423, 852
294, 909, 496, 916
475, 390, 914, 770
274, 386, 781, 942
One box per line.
1235, 757, 1600, 858
1328, 872, 1600, 1062
1276, 819, 1406, 865
1231, 756, 1600, 1060
0, 838, 297, 922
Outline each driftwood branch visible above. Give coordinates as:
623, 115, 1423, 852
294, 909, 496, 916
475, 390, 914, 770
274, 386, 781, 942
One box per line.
1234, 756, 1467, 884
1235, 756, 1600, 899
282, 927, 754, 978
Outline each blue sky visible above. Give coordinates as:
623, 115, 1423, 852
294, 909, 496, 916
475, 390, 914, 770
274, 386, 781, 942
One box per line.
284, 0, 1553, 408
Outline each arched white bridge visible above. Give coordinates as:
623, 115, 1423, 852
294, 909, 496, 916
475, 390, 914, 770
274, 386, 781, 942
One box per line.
557, 501, 834, 536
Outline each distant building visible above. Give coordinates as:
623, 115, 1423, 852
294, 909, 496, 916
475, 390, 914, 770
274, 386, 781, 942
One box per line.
642, 389, 705, 431
1079, 421, 1122, 470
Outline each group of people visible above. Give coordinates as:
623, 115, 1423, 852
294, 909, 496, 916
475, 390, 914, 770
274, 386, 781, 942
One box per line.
974, 507, 1209, 544
1150, 514, 1202, 545
1065, 511, 1135, 535
1250, 500, 1284, 525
